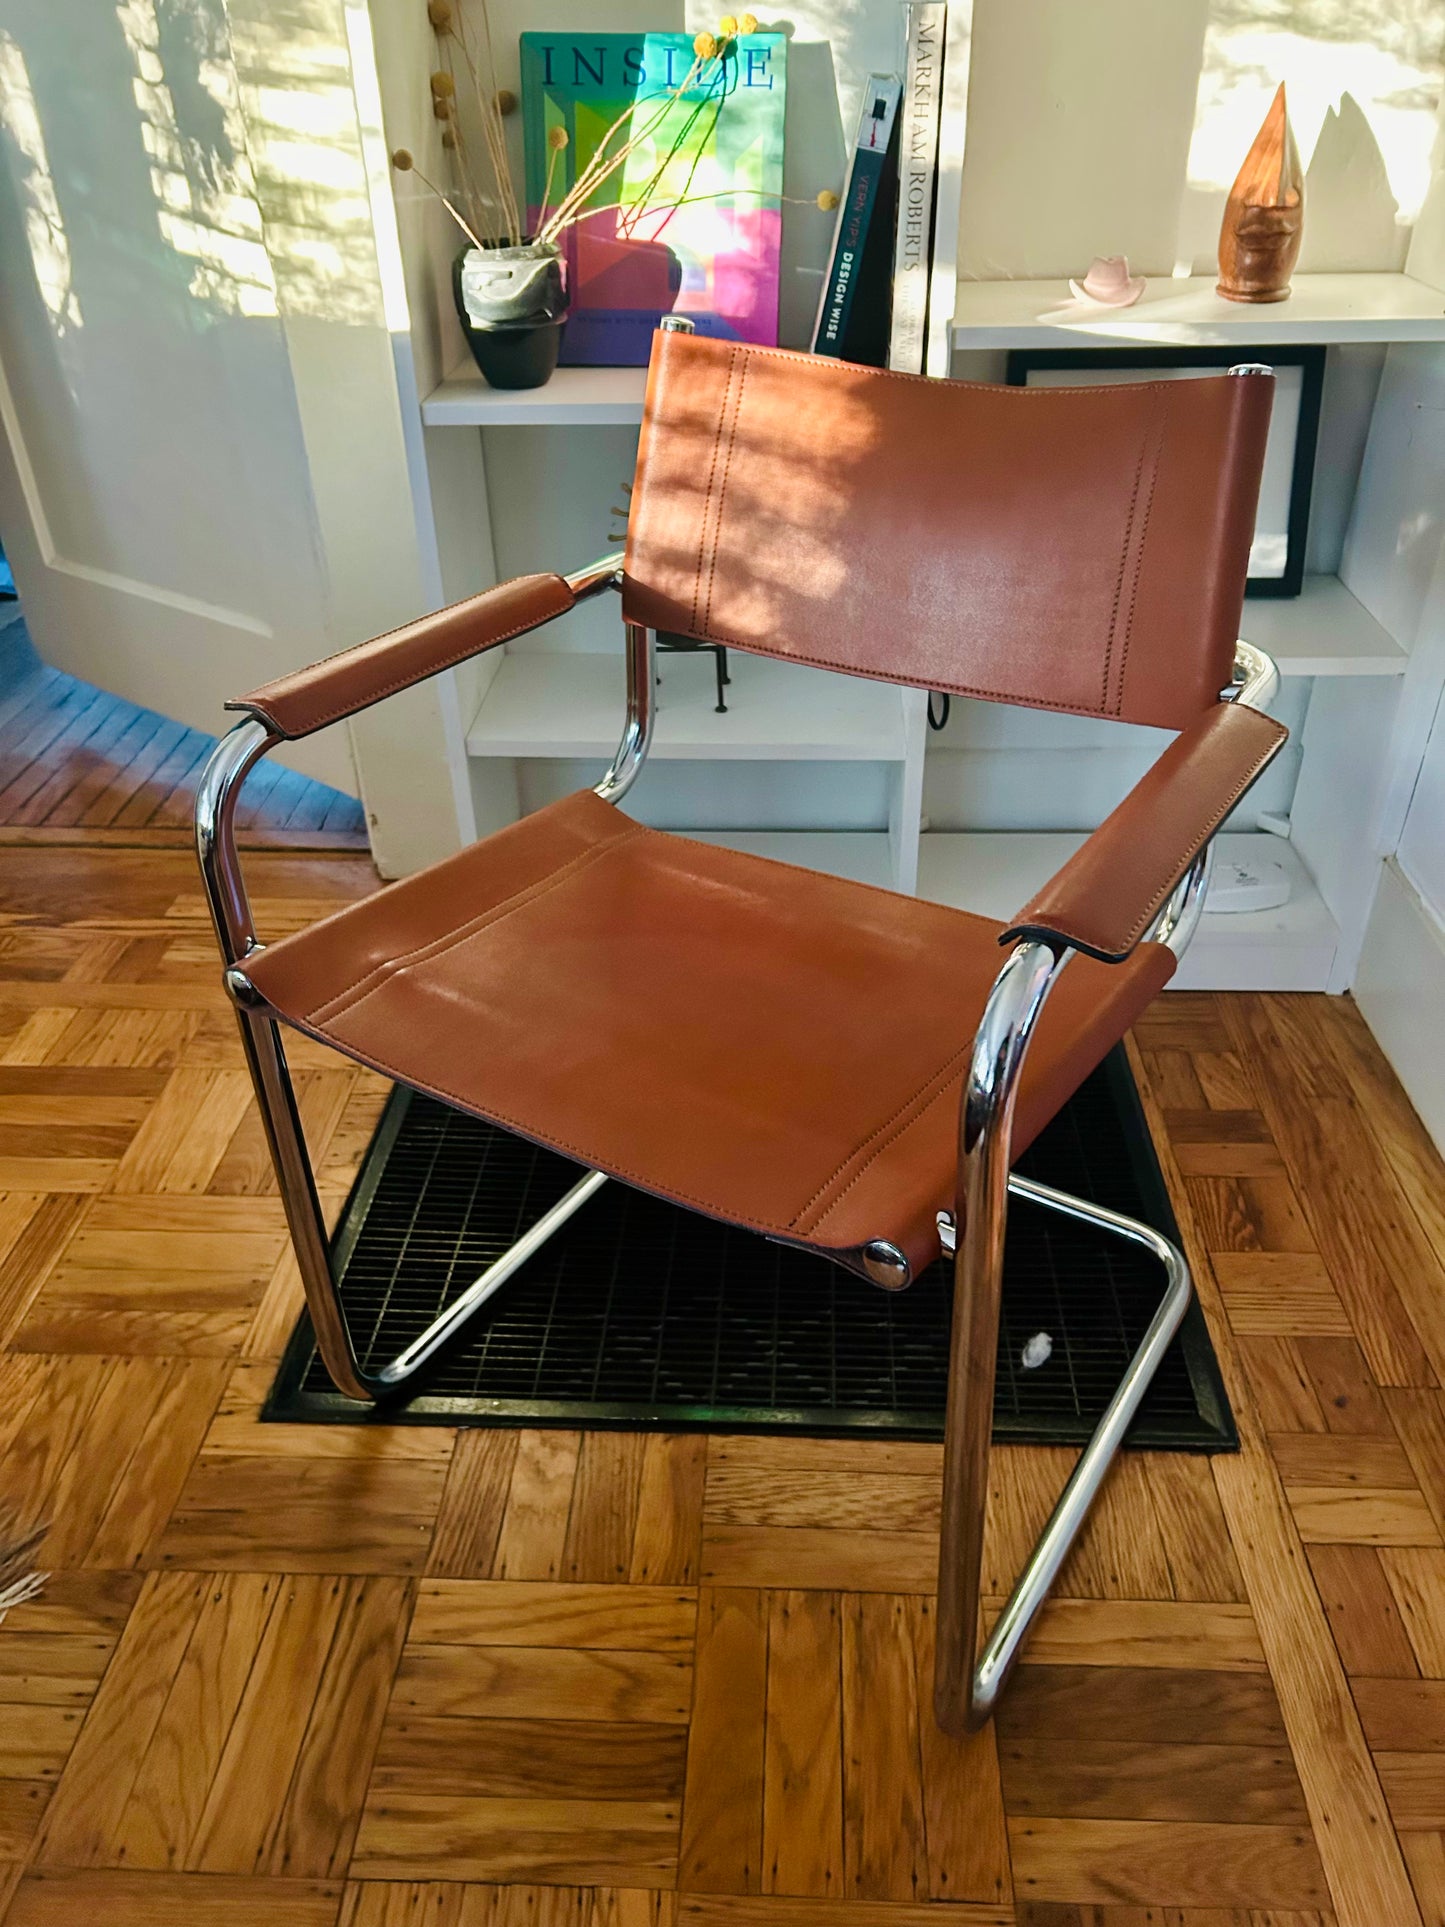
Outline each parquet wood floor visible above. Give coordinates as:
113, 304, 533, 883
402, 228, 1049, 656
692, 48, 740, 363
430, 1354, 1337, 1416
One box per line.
2, 836, 1444, 1925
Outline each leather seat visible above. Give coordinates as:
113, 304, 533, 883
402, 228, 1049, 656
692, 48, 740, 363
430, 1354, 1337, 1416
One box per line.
244, 787, 1174, 1278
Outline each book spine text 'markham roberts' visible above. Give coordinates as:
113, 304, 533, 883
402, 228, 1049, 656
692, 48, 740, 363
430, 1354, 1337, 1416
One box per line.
889, 4, 946, 373
812, 76, 901, 358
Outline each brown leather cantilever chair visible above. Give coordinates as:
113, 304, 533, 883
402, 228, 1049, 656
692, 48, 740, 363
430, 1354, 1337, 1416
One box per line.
196, 324, 1286, 1732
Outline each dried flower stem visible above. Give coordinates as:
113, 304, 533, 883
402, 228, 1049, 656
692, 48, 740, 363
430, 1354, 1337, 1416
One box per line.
417, 12, 797, 260
451, 0, 520, 240
539, 135, 566, 230
471, 0, 521, 239
539, 57, 708, 245
442, 33, 502, 237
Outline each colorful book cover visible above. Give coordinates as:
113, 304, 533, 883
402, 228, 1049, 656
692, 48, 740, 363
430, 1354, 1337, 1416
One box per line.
520, 32, 787, 366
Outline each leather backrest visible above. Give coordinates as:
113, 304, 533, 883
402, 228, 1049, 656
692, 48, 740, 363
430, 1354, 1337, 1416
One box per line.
622, 333, 1272, 731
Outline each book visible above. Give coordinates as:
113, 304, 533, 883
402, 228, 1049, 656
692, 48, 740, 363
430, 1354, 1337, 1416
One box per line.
925, 12, 969, 376
811, 75, 901, 362
519, 32, 787, 366
889, 5, 946, 374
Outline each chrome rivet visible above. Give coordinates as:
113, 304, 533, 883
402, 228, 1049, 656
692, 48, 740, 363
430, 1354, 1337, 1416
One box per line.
224, 966, 264, 1008
862, 1240, 911, 1291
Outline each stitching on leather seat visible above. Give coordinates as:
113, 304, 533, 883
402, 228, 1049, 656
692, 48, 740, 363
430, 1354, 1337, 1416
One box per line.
280, 1013, 810, 1240
789, 1033, 977, 1236
302, 818, 648, 1028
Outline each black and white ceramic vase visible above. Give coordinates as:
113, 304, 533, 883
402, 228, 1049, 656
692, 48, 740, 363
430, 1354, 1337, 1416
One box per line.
453, 242, 568, 390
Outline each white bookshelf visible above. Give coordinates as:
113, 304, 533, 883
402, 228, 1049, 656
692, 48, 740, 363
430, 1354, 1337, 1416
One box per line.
465, 649, 911, 761
947, 272, 1445, 351
1243, 576, 1406, 678
422, 363, 648, 426
917, 831, 1339, 992
420, 278, 1445, 424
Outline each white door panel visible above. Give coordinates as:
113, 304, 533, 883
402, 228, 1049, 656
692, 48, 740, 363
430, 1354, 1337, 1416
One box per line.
1398, 686, 1445, 920
0, 0, 353, 792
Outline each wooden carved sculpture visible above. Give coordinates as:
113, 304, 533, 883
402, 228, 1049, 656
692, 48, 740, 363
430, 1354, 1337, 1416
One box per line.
1217, 84, 1303, 303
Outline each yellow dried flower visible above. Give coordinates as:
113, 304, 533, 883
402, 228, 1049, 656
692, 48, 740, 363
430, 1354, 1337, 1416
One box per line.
441, 126, 457, 148
391, 147, 415, 171
427, 0, 452, 28
719, 14, 738, 31
496, 88, 518, 116
817, 188, 839, 211
693, 31, 717, 58
432, 96, 452, 119
739, 12, 759, 30
547, 124, 569, 150
429, 69, 455, 97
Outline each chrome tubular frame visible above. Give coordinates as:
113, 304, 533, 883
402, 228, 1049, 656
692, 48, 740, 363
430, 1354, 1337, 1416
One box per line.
1231, 637, 1280, 712
932, 632, 1280, 1730
595, 619, 656, 803
194, 556, 631, 1403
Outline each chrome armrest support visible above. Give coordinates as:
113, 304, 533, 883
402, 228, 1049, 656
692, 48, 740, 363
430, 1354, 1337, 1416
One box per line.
558, 555, 659, 808
1228, 637, 1280, 713
595, 617, 656, 804
1147, 843, 1213, 958
195, 717, 276, 968
566, 554, 624, 599
1151, 636, 1279, 962
199, 557, 626, 967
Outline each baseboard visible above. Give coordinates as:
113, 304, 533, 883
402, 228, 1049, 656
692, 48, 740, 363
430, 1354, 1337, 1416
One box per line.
1354, 858, 1445, 1155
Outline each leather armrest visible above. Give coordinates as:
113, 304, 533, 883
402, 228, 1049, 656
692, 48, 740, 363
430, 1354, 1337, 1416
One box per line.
1000, 700, 1288, 963
226, 572, 576, 739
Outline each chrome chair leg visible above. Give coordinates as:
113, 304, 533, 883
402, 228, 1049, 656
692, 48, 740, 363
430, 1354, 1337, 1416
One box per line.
233, 1000, 607, 1404
933, 934, 1195, 1732
933, 1165, 1192, 1731
197, 719, 609, 1405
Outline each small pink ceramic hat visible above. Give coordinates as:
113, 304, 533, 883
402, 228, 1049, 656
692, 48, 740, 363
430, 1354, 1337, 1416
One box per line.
1069, 255, 1146, 307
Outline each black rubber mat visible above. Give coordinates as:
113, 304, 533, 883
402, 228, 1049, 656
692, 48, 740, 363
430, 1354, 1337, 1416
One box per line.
266, 1048, 1235, 1449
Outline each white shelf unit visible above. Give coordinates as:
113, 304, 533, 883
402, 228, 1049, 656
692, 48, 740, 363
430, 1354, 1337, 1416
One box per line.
380, 0, 1438, 997
1242, 576, 1406, 679
421, 276, 1445, 426
462, 646, 923, 890
947, 272, 1445, 351
465, 649, 910, 761
917, 832, 1339, 993
422, 363, 648, 426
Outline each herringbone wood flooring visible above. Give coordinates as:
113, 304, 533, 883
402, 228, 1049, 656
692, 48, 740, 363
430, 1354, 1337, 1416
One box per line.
2, 834, 1445, 1927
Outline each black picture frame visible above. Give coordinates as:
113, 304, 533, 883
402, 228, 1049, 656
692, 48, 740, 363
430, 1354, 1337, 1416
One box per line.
1005, 344, 1325, 599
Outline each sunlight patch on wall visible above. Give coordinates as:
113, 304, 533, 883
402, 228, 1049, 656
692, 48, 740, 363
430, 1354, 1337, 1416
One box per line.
115, 0, 279, 316
343, 0, 413, 335
0, 31, 82, 331
1178, 6, 1445, 275
226, 0, 387, 327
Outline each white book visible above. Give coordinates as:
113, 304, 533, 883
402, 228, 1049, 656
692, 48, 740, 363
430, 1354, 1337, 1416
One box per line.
888, 3, 947, 374
925, 5, 971, 377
